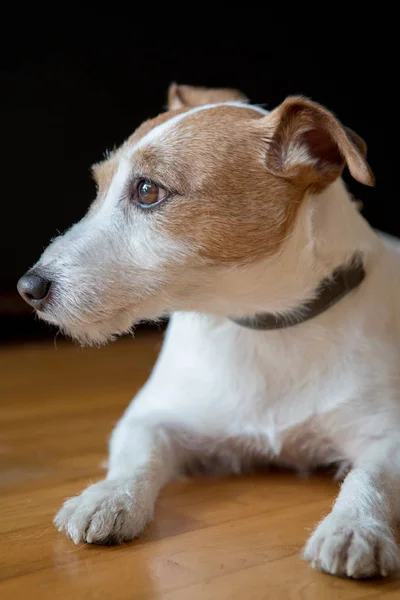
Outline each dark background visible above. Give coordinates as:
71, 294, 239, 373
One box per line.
1, 37, 397, 340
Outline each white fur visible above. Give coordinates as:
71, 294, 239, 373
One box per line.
33, 100, 400, 579
283, 141, 318, 167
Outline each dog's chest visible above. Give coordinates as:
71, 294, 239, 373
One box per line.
154, 314, 362, 471
210, 331, 357, 465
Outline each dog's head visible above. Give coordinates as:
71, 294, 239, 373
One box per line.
17, 84, 374, 344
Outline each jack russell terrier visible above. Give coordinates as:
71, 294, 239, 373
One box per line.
17, 84, 400, 579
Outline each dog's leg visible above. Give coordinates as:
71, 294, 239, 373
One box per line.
54, 414, 183, 544
303, 442, 400, 578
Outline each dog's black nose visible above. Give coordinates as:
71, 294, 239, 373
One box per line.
17, 271, 52, 309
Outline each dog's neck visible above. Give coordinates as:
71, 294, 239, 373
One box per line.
189, 180, 383, 322
229, 254, 366, 330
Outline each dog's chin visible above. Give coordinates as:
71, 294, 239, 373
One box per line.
37, 308, 144, 347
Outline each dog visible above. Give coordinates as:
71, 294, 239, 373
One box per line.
17, 83, 400, 579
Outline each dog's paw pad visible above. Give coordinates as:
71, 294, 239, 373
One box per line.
54, 480, 153, 545
303, 511, 400, 578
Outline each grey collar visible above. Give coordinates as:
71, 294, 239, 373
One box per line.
230, 254, 365, 331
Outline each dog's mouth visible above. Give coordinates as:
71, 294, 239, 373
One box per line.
35, 301, 140, 345
40, 306, 131, 326
35, 289, 169, 345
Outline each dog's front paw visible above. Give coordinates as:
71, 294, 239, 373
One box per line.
303, 511, 400, 578
54, 479, 153, 545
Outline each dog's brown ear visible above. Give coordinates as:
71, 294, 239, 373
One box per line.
168, 83, 248, 110
259, 96, 374, 191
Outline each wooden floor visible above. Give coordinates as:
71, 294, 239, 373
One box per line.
1, 331, 400, 599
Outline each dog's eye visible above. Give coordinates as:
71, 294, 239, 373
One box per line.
136, 180, 168, 207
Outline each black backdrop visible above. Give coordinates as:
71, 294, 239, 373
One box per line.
1, 38, 397, 337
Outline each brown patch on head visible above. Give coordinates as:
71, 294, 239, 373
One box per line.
129, 104, 302, 265
168, 83, 248, 110
89, 83, 249, 212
